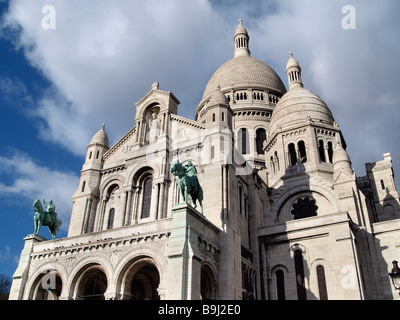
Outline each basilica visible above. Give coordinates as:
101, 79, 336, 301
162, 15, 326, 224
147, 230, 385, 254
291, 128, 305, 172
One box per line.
9, 20, 400, 300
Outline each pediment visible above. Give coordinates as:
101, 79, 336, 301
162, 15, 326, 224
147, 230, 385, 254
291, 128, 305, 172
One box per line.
103, 126, 137, 163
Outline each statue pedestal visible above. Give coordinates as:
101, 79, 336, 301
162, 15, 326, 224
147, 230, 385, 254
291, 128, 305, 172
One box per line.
9, 234, 47, 300
165, 203, 220, 300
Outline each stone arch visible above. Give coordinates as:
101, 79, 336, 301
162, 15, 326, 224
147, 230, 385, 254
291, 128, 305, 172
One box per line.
289, 243, 307, 257
116, 255, 161, 300
255, 127, 267, 155
310, 258, 333, 300
128, 163, 160, 185
200, 262, 218, 300
273, 185, 338, 223
270, 264, 289, 300
99, 175, 124, 198
132, 166, 155, 220
137, 99, 166, 120
67, 256, 113, 300
25, 262, 66, 300
76, 264, 108, 300
99, 179, 124, 230
113, 246, 167, 299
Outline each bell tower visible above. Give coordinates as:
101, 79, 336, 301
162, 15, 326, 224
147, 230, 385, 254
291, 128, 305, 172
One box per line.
68, 124, 110, 237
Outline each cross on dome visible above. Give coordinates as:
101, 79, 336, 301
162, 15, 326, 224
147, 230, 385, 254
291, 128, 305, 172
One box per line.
238, 18, 243, 25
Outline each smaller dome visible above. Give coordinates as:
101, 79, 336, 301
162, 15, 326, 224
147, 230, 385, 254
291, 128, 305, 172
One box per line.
208, 87, 229, 106
286, 52, 300, 70
269, 87, 335, 136
90, 124, 110, 148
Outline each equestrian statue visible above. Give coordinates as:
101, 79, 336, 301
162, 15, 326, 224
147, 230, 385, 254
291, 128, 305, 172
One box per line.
170, 160, 204, 215
33, 199, 62, 240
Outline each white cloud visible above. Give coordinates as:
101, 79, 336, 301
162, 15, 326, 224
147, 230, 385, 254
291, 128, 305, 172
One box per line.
1, 0, 400, 180
247, 0, 400, 176
0, 246, 19, 266
0, 150, 79, 228
1, 0, 229, 155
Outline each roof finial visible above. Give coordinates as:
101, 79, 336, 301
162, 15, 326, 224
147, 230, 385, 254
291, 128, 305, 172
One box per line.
289, 51, 293, 58
101, 123, 105, 130
238, 18, 243, 25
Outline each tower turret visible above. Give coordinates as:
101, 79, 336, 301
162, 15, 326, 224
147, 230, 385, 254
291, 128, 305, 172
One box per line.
68, 124, 110, 236
203, 87, 233, 164
83, 124, 110, 171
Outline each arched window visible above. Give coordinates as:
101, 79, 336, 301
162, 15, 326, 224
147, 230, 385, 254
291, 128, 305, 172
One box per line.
274, 151, 280, 171
107, 208, 115, 229
30, 270, 62, 300
79, 268, 108, 300
256, 128, 266, 155
141, 177, 153, 219
288, 143, 297, 166
238, 128, 249, 155
294, 250, 307, 300
327, 142, 333, 163
298, 141, 307, 163
270, 156, 275, 174
276, 270, 285, 300
317, 265, 328, 300
319, 140, 326, 162
291, 197, 318, 220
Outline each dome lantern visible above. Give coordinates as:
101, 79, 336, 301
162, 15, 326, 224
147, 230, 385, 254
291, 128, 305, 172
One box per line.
234, 18, 250, 58
286, 52, 303, 90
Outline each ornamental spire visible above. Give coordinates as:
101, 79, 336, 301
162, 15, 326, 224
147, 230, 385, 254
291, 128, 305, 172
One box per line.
234, 18, 250, 58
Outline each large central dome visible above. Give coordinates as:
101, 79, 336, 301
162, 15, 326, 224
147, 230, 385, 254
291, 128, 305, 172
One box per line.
196, 20, 286, 121
201, 55, 286, 101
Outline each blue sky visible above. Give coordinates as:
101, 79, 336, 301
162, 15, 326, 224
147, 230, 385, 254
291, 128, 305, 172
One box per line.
0, 0, 399, 279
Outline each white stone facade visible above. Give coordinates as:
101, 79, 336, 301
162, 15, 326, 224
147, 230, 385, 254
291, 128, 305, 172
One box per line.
10, 20, 400, 300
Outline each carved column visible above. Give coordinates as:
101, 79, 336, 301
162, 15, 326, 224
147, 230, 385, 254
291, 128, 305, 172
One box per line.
158, 182, 166, 219
125, 189, 133, 226
150, 182, 160, 221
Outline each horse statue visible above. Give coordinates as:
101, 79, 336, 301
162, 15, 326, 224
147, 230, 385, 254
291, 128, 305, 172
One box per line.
33, 199, 62, 240
170, 160, 204, 215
